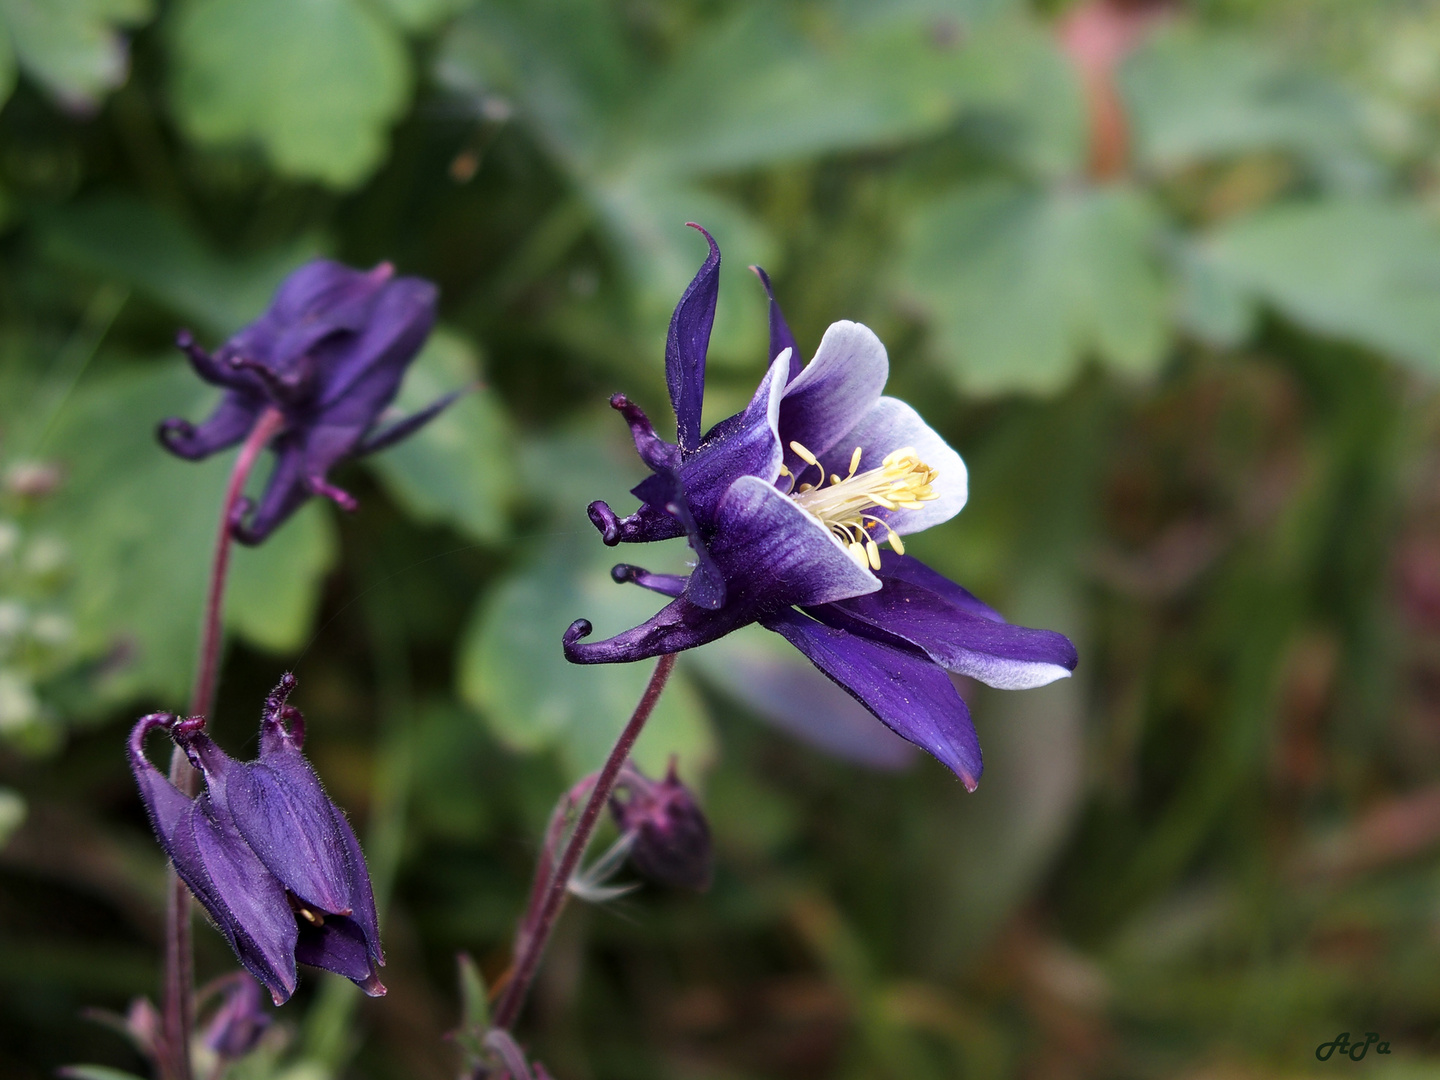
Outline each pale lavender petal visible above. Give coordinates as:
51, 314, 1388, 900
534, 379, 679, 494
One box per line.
815, 397, 968, 536
763, 608, 983, 789
779, 320, 889, 472
667, 225, 721, 453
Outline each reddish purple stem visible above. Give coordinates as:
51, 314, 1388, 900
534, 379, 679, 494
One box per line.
491, 653, 677, 1032
160, 407, 283, 1080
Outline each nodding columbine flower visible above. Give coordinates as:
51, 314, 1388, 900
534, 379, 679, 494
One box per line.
128, 675, 384, 1004
609, 761, 712, 891
158, 259, 457, 544
566, 226, 1078, 789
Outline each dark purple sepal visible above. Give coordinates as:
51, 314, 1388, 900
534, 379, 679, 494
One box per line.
817, 554, 1078, 690
762, 608, 983, 790
666, 224, 721, 454
750, 265, 801, 383
295, 914, 385, 997
631, 469, 725, 609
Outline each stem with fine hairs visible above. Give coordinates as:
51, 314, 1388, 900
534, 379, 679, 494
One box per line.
160, 406, 283, 1080
490, 653, 677, 1033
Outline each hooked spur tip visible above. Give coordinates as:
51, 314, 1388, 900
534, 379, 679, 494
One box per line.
176, 328, 195, 349
609, 392, 631, 410
611, 564, 640, 584
369, 261, 396, 283
587, 501, 621, 546
562, 619, 594, 658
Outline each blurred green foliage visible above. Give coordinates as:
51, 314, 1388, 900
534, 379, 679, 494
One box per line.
4, 0, 1440, 1077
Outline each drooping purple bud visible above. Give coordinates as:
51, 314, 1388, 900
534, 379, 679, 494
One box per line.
158, 258, 459, 545
201, 973, 271, 1060
609, 760, 713, 891
127, 676, 385, 1004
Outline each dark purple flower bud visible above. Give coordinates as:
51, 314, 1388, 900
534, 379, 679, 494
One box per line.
609, 761, 713, 891
201, 973, 271, 1059
158, 259, 460, 544
128, 676, 384, 1004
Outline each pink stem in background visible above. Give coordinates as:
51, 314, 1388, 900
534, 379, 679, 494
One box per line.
490, 653, 677, 1032
160, 406, 284, 1080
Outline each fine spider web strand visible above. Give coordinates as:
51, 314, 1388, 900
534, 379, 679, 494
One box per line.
160, 406, 283, 1080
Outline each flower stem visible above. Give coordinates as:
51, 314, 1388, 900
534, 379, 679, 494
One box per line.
490, 653, 677, 1032
160, 406, 283, 1080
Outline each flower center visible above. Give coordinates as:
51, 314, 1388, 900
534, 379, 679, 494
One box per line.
785, 441, 939, 570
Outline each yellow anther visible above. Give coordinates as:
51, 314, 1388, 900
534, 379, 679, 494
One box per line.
790, 442, 939, 567
790, 441, 820, 467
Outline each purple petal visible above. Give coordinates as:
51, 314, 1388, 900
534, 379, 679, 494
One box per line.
610, 394, 681, 473
763, 608, 983, 789
313, 277, 437, 412
611, 563, 687, 597
688, 628, 917, 770
750, 265, 801, 383
565, 476, 878, 663
819, 557, 1078, 690
679, 350, 788, 523
228, 261, 395, 377
874, 553, 1005, 623
631, 470, 725, 609
666, 225, 721, 454
183, 797, 300, 1004
708, 476, 879, 607
295, 915, 385, 996
778, 321, 888, 474
158, 392, 266, 462
232, 434, 310, 545
355, 388, 466, 456
588, 499, 686, 546
815, 397, 968, 536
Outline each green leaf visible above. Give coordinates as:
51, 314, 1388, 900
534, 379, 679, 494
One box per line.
169, 0, 410, 189
0, 786, 25, 848
457, 530, 714, 780
1202, 198, 1440, 372
1121, 28, 1360, 172
372, 0, 470, 34
226, 501, 336, 653
36, 362, 337, 705
42, 196, 320, 336
901, 181, 1169, 395
0, 0, 152, 109
366, 328, 515, 544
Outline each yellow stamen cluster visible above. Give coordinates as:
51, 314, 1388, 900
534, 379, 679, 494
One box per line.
787, 440, 939, 569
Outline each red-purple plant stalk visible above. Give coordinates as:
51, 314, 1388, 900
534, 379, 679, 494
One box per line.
160, 407, 284, 1080
490, 653, 677, 1032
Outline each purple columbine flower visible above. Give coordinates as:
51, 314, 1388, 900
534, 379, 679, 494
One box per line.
158, 259, 457, 544
200, 973, 271, 1060
566, 226, 1078, 790
128, 675, 384, 1004
609, 761, 713, 891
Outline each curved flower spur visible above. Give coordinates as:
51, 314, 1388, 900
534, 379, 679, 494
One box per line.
158, 258, 460, 544
567, 226, 1078, 789
128, 675, 384, 1004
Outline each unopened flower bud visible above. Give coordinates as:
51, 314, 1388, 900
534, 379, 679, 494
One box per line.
609, 761, 712, 891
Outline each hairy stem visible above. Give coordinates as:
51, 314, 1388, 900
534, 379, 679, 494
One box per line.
160, 407, 283, 1080
491, 654, 677, 1032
